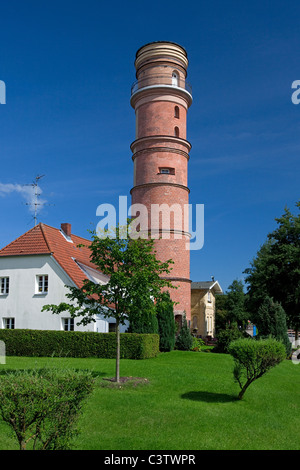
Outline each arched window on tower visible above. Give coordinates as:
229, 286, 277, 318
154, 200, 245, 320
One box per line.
172, 71, 179, 86
174, 126, 179, 137
174, 106, 180, 118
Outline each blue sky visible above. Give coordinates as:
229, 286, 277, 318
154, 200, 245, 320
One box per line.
0, 0, 299, 293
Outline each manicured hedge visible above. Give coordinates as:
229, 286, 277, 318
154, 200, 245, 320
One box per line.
0, 329, 159, 360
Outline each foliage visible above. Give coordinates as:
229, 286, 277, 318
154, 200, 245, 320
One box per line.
0, 329, 159, 360
214, 325, 244, 353
228, 337, 287, 399
155, 291, 176, 352
215, 293, 229, 331
215, 280, 248, 331
127, 300, 158, 334
244, 202, 300, 337
255, 297, 291, 355
0, 368, 94, 450
175, 314, 193, 351
43, 223, 174, 381
190, 336, 205, 351
225, 279, 249, 329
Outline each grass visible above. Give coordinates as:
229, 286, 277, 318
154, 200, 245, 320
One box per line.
0, 350, 299, 450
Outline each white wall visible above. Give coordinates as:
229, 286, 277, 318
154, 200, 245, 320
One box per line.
0, 254, 128, 332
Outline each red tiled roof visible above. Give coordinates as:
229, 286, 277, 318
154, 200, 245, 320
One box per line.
0, 223, 98, 289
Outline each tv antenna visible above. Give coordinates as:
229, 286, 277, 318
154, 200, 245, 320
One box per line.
24, 174, 52, 226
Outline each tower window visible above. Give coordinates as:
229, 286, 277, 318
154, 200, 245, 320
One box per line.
159, 167, 175, 175
174, 126, 179, 137
174, 106, 180, 118
172, 71, 179, 86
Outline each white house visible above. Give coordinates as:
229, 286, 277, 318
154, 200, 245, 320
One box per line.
0, 222, 128, 333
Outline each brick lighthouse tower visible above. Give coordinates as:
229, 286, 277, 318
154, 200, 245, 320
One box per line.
130, 41, 193, 323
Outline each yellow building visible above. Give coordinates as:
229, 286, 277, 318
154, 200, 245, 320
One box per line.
191, 281, 223, 339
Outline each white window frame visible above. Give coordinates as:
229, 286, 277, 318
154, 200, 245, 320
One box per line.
3, 318, 15, 329
62, 318, 74, 331
0, 277, 9, 295
36, 275, 49, 294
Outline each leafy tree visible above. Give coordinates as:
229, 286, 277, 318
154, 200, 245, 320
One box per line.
215, 280, 249, 333
175, 314, 193, 351
225, 279, 249, 329
244, 202, 300, 339
156, 291, 176, 352
255, 296, 291, 355
228, 337, 286, 400
215, 293, 228, 331
43, 224, 174, 382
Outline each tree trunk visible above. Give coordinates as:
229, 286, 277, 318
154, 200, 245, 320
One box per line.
116, 318, 120, 383
238, 378, 254, 400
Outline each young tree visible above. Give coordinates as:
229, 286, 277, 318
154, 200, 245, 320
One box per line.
43, 225, 174, 382
156, 291, 176, 352
244, 202, 300, 339
228, 338, 286, 400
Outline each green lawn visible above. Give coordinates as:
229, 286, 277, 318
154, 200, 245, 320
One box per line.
0, 350, 299, 450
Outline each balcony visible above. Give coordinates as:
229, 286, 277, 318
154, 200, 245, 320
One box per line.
130, 74, 192, 105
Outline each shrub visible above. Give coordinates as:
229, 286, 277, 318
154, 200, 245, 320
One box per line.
0, 329, 159, 360
156, 291, 176, 352
190, 336, 205, 352
0, 368, 94, 450
175, 314, 193, 351
127, 302, 159, 334
215, 325, 244, 353
228, 337, 287, 399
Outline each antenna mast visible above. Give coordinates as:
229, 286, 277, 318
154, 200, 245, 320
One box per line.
25, 174, 45, 226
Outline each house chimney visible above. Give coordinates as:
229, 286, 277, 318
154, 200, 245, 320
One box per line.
61, 223, 71, 237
